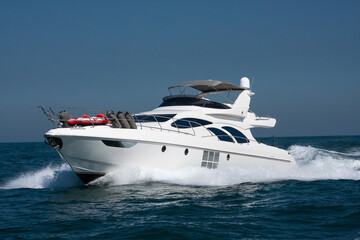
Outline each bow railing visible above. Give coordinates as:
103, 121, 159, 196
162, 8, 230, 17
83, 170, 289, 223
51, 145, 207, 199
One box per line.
39, 106, 253, 144
39, 106, 214, 138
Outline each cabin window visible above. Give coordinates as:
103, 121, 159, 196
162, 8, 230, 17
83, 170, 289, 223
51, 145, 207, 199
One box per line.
171, 118, 212, 129
207, 127, 234, 142
222, 126, 249, 143
201, 150, 219, 169
133, 114, 176, 123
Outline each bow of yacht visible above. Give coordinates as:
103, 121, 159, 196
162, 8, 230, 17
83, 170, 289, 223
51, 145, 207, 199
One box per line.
42, 77, 296, 183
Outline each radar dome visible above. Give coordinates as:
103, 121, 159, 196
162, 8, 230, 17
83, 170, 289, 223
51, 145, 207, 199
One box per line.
240, 77, 250, 89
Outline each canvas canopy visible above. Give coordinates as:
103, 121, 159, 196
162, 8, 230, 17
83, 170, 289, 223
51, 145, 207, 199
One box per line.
168, 80, 244, 93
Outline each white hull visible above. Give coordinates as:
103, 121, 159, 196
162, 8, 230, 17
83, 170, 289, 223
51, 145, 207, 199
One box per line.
45, 126, 296, 183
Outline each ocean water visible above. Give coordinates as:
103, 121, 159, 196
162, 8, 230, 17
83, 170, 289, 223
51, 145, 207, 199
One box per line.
0, 136, 360, 239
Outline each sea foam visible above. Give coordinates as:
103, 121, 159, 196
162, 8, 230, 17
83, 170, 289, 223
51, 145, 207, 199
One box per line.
2, 164, 82, 189
91, 145, 360, 186
2, 145, 360, 189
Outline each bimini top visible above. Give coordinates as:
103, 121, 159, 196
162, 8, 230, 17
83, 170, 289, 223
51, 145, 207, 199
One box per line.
168, 79, 245, 94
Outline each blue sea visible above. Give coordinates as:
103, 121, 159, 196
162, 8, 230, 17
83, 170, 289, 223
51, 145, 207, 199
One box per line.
1, 136, 360, 239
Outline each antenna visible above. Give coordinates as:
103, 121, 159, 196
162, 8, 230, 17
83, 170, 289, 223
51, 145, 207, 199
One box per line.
250, 77, 255, 91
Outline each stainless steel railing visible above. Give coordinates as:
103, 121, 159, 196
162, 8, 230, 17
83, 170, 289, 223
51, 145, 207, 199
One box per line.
202, 134, 254, 144
39, 106, 254, 144
39, 106, 214, 137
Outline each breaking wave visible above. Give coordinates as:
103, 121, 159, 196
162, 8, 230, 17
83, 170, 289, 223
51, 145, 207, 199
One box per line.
2, 145, 360, 189
91, 145, 360, 186
286, 145, 360, 180
1, 164, 82, 190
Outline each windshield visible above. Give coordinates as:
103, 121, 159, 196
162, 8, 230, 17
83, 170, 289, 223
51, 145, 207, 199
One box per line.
159, 96, 230, 109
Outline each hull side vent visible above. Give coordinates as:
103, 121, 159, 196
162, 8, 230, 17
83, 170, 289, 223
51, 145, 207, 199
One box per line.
102, 140, 137, 148
201, 150, 219, 169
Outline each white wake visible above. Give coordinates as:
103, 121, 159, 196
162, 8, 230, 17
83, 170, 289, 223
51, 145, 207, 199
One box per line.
1, 163, 82, 189
91, 145, 360, 186
2, 145, 360, 189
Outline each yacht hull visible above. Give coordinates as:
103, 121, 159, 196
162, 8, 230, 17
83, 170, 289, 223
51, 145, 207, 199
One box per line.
45, 127, 296, 184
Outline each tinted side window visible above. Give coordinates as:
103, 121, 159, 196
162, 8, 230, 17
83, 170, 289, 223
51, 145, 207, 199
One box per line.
171, 118, 212, 129
222, 126, 248, 143
133, 114, 175, 123
207, 127, 234, 142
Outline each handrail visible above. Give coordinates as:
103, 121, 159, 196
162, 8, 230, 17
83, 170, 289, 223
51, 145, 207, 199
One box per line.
82, 108, 95, 127
145, 116, 214, 137
170, 117, 180, 133
39, 106, 58, 128
153, 115, 162, 132
202, 134, 255, 144
39, 106, 241, 140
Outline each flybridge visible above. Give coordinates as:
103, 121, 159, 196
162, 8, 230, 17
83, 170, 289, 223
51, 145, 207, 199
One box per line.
161, 78, 252, 109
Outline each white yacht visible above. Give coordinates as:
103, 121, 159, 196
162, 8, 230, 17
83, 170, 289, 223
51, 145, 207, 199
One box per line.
41, 77, 296, 183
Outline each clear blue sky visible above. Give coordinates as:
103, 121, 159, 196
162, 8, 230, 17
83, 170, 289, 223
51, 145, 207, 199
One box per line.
0, 0, 359, 142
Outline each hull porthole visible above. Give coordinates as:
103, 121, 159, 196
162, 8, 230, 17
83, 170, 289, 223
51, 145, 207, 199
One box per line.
162, 146, 166, 152
185, 148, 189, 155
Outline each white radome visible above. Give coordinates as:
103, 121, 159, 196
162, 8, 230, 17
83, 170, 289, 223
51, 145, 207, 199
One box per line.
240, 77, 250, 89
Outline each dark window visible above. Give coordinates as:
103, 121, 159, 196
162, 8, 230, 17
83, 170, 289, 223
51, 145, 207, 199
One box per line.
222, 126, 248, 143
133, 114, 175, 123
171, 118, 212, 129
159, 96, 230, 109
207, 127, 234, 142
